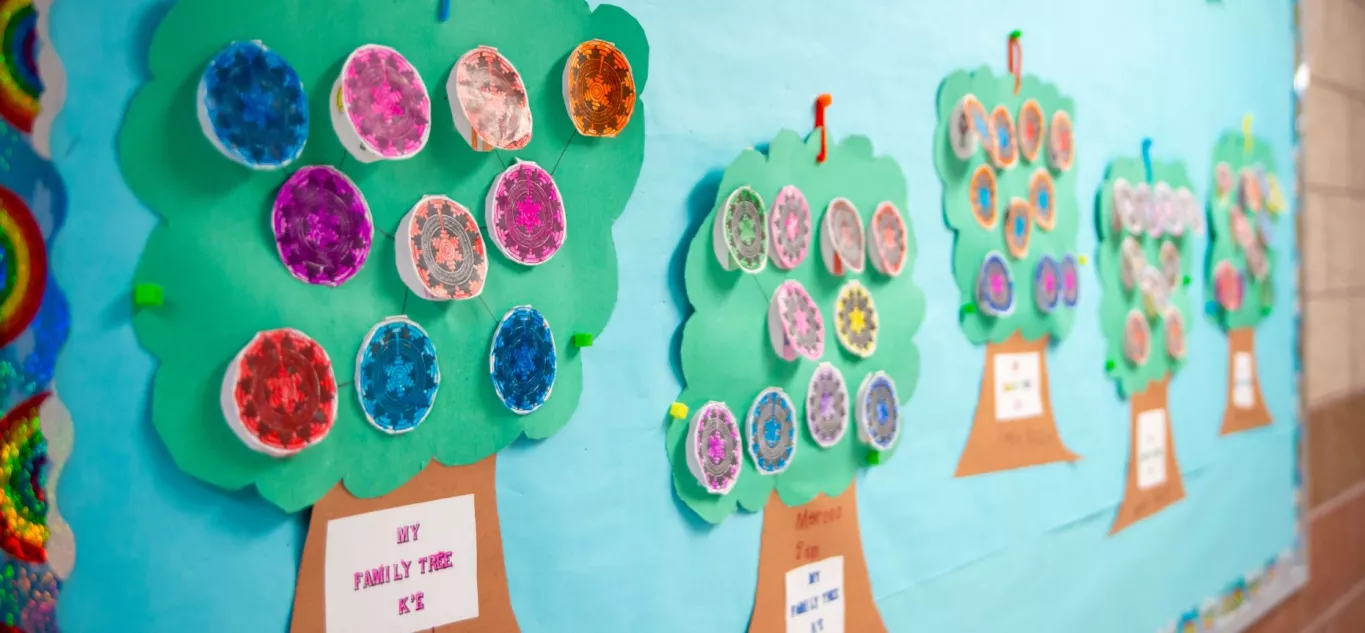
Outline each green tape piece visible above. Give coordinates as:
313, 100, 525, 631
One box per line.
866, 450, 883, 466
571, 333, 593, 347
962, 303, 977, 314
133, 283, 164, 308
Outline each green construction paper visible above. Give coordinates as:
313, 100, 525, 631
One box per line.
667, 130, 926, 525
1203, 131, 1280, 332
119, 0, 649, 513
1095, 157, 1197, 398
933, 67, 1080, 346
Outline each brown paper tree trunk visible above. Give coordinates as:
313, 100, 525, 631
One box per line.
1220, 327, 1272, 435
954, 332, 1080, 477
290, 457, 520, 633
747, 486, 886, 633
1110, 375, 1186, 534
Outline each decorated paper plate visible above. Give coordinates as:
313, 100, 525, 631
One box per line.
988, 105, 1018, 169
489, 305, 556, 415
487, 160, 567, 266
1033, 255, 1060, 313
1112, 178, 1138, 235
330, 45, 430, 162
0, 186, 46, 347
1214, 260, 1244, 311
197, 41, 308, 169
868, 201, 908, 277
1138, 265, 1171, 318
820, 197, 865, 275
1239, 168, 1263, 212
712, 186, 768, 273
1124, 309, 1150, 366
1164, 184, 1187, 237
1060, 254, 1080, 307
1159, 240, 1182, 290
1256, 209, 1274, 248
687, 401, 742, 495
806, 362, 849, 448
561, 39, 636, 138
220, 328, 338, 457
1004, 197, 1031, 260
768, 280, 824, 362
0, 392, 50, 563
1132, 183, 1153, 237
1230, 207, 1256, 250
397, 195, 487, 301
449, 45, 533, 151
1150, 182, 1172, 240
1215, 162, 1234, 198
272, 166, 373, 287
856, 371, 900, 451
746, 387, 797, 475
1120, 236, 1144, 292
835, 280, 878, 358
1177, 187, 1204, 235
949, 94, 986, 160
1245, 241, 1271, 282
1265, 173, 1286, 214
970, 164, 998, 229
1164, 308, 1186, 360
355, 317, 439, 434
1029, 169, 1056, 231
1048, 110, 1075, 171
976, 251, 1014, 317
1018, 99, 1045, 163
768, 185, 811, 270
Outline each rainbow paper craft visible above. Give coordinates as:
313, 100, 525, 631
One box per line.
0, 0, 41, 133
196, 41, 308, 169
330, 44, 431, 162
0, 185, 45, 347
0, 391, 50, 563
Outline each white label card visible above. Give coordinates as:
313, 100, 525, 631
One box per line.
1232, 352, 1255, 409
1135, 408, 1168, 490
994, 352, 1044, 421
325, 494, 479, 633
785, 555, 845, 633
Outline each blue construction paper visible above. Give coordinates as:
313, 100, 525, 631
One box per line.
54, 0, 1295, 632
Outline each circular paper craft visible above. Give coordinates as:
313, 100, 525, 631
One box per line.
1120, 236, 1145, 292
806, 362, 849, 448
1004, 198, 1031, 260
1139, 265, 1171, 318
355, 317, 439, 434
1124, 310, 1151, 366
397, 196, 488, 301
768, 280, 824, 362
856, 372, 900, 451
0, 186, 46, 347
1164, 308, 1186, 360
820, 197, 865, 275
1239, 168, 1263, 212
1132, 183, 1153, 237
1029, 169, 1056, 231
221, 328, 338, 458
1215, 162, 1234, 198
0, 393, 49, 563
487, 161, 567, 266
868, 202, 908, 277
272, 166, 373, 287
1230, 207, 1256, 250
1159, 240, 1182, 290
0, 0, 39, 134
949, 95, 981, 160
1048, 110, 1075, 171
747, 388, 797, 475
1256, 209, 1274, 248
562, 39, 636, 138
1060, 254, 1080, 307
713, 186, 768, 273
197, 41, 308, 169
489, 306, 556, 415
1150, 183, 1172, 240
450, 45, 533, 151
687, 401, 742, 495
1018, 99, 1045, 163
1164, 184, 1187, 237
1112, 178, 1139, 235
1265, 173, 1287, 214
1177, 187, 1204, 235
970, 164, 998, 229
976, 251, 1014, 317
835, 280, 878, 358
768, 185, 811, 269
1245, 241, 1271, 282
1034, 255, 1060, 313
1214, 260, 1244, 311
988, 105, 1018, 169
330, 45, 430, 162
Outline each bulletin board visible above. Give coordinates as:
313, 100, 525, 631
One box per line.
40, 0, 1302, 632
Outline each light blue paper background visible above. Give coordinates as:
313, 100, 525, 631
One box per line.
50, 0, 1297, 631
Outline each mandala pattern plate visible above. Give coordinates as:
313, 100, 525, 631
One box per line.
712, 186, 767, 273
272, 165, 373, 287
970, 164, 998, 229
489, 305, 556, 415
1149, 182, 1171, 239
1138, 265, 1170, 318
746, 387, 797, 475
1004, 197, 1031, 260
1176, 187, 1203, 235
1214, 260, 1244, 312
820, 197, 864, 275
487, 161, 567, 266
562, 39, 636, 138
856, 371, 900, 451
449, 45, 532, 151
1215, 162, 1234, 198
989, 105, 1018, 169
1230, 207, 1256, 250
1246, 241, 1271, 282
0, 186, 45, 346
1159, 240, 1182, 290
976, 251, 1014, 317
1034, 255, 1060, 313
948, 94, 981, 160
1113, 178, 1142, 236
1120, 236, 1144, 292
1048, 110, 1075, 171
868, 201, 907, 277
1240, 168, 1263, 212
1018, 99, 1045, 163
1132, 183, 1153, 237
397, 195, 488, 301
1124, 309, 1150, 366
330, 44, 430, 162
834, 280, 878, 358
197, 41, 308, 169
768, 280, 824, 362
1029, 169, 1055, 231
687, 401, 741, 495
355, 317, 440, 434
768, 185, 811, 269
806, 362, 849, 448
1060, 254, 1080, 307
0, 392, 49, 563
1164, 308, 1186, 360
220, 328, 338, 457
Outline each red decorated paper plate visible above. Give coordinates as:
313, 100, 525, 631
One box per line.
221, 328, 338, 457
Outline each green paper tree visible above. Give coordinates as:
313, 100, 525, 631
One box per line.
119, 0, 647, 626
1096, 156, 1193, 533
932, 67, 1082, 476
1204, 131, 1283, 434
666, 130, 925, 632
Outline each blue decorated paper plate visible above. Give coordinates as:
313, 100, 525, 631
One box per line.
856, 371, 900, 451
746, 387, 797, 475
355, 316, 440, 434
489, 305, 557, 415
196, 41, 309, 170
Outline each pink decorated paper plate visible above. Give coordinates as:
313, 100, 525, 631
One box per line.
768, 280, 824, 362
820, 197, 864, 275
449, 45, 533, 152
329, 45, 431, 162
1214, 260, 1244, 311
686, 401, 742, 495
1048, 110, 1075, 172
486, 160, 567, 266
396, 195, 488, 301
767, 185, 811, 269
868, 201, 907, 277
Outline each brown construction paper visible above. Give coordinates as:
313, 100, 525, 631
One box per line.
955, 332, 1080, 477
747, 486, 886, 633
291, 457, 519, 633
1110, 375, 1186, 535
1220, 327, 1272, 435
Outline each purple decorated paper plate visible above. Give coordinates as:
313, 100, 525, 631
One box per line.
768, 185, 811, 270
1124, 309, 1150, 366
330, 45, 431, 162
820, 197, 864, 275
806, 362, 849, 448
486, 160, 567, 266
397, 195, 488, 301
768, 280, 824, 362
970, 164, 998, 229
1029, 169, 1055, 231
746, 387, 797, 475
272, 166, 373, 287
976, 251, 1014, 317
1060, 254, 1080, 307
449, 45, 533, 152
988, 105, 1018, 169
1004, 198, 1031, 260
1033, 255, 1060, 313
1018, 99, 1045, 163
868, 201, 907, 277
686, 401, 742, 495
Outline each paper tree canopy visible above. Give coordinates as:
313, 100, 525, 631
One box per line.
119, 0, 649, 513
667, 130, 926, 525
1204, 131, 1283, 332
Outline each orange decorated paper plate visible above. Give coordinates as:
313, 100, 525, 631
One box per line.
1214, 260, 1244, 311
1017, 99, 1045, 163
1048, 110, 1075, 171
562, 39, 637, 138
1164, 308, 1186, 360
1029, 169, 1055, 231
867, 201, 908, 277
969, 164, 998, 229
988, 105, 1018, 169
449, 45, 533, 151
1004, 197, 1031, 260
1124, 309, 1150, 366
